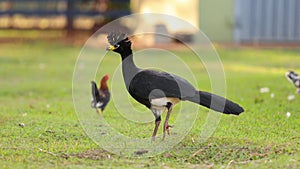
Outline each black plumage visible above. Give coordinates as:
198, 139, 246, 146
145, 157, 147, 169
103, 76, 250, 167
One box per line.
106, 32, 244, 140
128, 70, 196, 108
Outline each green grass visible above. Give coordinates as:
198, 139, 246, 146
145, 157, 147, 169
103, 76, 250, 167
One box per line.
1, 41, 300, 168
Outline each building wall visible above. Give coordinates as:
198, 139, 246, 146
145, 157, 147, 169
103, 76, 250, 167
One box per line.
130, 0, 199, 45
131, 0, 199, 33
234, 0, 300, 43
199, 0, 234, 42
130, 0, 234, 43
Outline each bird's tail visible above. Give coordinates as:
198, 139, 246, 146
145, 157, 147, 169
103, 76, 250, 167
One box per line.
186, 91, 244, 115
91, 81, 100, 108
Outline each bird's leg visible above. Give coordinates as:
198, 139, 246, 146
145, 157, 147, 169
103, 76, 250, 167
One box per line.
162, 102, 173, 140
152, 116, 161, 141
95, 109, 101, 115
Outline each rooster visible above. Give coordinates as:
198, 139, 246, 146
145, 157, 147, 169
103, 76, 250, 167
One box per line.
91, 74, 110, 113
285, 71, 300, 94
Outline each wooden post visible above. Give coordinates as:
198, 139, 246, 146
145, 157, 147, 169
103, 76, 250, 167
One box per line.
66, 0, 75, 36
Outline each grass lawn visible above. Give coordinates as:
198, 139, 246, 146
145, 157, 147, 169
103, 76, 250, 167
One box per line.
0, 41, 300, 168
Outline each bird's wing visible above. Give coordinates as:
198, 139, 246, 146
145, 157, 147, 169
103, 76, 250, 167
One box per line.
99, 89, 110, 101
129, 70, 196, 100
99, 90, 106, 98
99, 89, 110, 110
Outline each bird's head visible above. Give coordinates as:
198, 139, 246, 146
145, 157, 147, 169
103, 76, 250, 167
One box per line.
286, 70, 298, 81
101, 74, 109, 82
106, 32, 132, 55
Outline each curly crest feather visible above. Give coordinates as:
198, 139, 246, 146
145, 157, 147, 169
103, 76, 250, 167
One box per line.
107, 32, 128, 46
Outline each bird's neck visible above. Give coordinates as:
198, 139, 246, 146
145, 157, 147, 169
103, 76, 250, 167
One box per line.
100, 80, 108, 90
120, 50, 140, 89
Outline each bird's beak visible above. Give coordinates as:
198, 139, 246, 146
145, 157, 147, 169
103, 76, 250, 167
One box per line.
106, 45, 115, 51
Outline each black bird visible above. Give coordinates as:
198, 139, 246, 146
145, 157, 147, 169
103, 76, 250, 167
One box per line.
106, 32, 244, 140
91, 74, 110, 113
285, 70, 300, 94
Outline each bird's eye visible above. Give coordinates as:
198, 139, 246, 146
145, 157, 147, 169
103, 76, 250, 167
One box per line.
115, 44, 120, 48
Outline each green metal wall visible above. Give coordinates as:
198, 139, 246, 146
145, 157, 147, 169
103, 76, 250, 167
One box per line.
199, 0, 234, 42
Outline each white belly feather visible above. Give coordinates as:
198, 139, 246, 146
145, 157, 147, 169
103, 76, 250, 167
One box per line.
150, 97, 180, 117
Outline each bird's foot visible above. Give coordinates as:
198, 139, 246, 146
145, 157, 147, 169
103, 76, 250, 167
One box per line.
162, 123, 173, 140
166, 124, 173, 135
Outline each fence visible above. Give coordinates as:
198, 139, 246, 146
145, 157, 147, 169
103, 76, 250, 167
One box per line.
0, 0, 130, 30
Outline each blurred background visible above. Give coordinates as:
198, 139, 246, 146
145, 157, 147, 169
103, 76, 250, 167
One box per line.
1, 1, 300, 168
0, 0, 299, 45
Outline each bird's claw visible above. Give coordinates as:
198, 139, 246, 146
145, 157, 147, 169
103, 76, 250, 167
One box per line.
165, 124, 173, 135
162, 124, 173, 140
